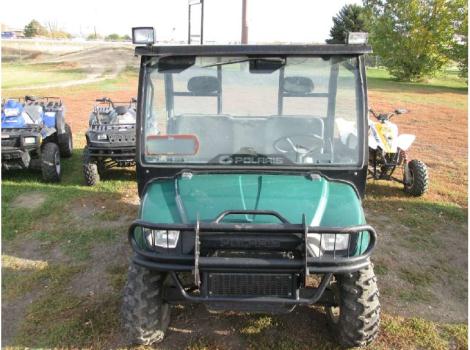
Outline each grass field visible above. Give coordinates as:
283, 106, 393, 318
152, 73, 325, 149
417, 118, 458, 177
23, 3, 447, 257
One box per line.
1, 56, 468, 349
2, 62, 86, 89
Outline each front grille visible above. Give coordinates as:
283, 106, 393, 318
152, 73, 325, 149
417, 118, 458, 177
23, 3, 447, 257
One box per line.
108, 133, 136, 143
206, 273, 294, 298
2, 137, 19, 148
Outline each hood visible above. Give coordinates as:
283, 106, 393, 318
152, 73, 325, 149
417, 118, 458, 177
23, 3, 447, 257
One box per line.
2, 100, 26, 129
1, 100, 40, 129
140, 173, 365, 227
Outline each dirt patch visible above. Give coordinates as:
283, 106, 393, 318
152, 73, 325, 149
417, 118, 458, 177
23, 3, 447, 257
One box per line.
366, 208, 468, 323
11, 192, 47, 210
1, 290, 41, 346
69, 241, 131, 298
14, 47, 138, 90
66, 196, 138, 230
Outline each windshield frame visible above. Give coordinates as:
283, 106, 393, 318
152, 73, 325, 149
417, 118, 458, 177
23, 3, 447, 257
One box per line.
136, 53, 368, 172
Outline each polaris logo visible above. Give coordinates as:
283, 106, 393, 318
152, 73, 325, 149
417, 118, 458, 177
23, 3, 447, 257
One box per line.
217, 154, 286, 165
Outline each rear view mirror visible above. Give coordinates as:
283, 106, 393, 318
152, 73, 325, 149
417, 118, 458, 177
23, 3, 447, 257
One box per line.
158, 56, 196, 73
249, 58, 285, 73
146, 134, 199, 156
395, 109, 408, 115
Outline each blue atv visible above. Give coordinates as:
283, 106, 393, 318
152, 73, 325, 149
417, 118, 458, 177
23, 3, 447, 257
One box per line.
1, 96, 73, 182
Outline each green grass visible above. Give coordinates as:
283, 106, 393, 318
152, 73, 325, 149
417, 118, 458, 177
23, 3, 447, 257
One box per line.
2, 62, 86, 89
367, 67, 468, 111
367, 67, 468, 91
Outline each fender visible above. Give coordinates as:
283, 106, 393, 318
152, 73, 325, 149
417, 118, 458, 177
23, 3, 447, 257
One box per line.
397, 134, 416, 151
368, 124, 379, 150
55, 109, 66, 135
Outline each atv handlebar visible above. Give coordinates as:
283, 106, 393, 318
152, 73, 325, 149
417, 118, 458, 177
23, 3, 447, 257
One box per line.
95, 97, 137, 108
369, 108, 407, 121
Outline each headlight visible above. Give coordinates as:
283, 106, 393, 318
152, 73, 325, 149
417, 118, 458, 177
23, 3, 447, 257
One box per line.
144, 228, 180, 248
4, 108, 20, 117
96, 134, 108, 140
23, 136, 36, 145
307, 233, 350, 257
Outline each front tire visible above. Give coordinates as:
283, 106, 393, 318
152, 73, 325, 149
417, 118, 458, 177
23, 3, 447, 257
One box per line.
326, 263, 380, 348
83, 146, 100, 186
404, 159, 429, 196
122, 261, 170, 345
41, 142, 61, 182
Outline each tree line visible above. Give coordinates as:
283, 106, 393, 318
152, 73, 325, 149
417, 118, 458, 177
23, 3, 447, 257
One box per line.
23, 20, 131, 42
328, 0, 468, 81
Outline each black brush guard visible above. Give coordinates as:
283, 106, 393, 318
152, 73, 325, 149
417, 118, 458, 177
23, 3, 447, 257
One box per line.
128, 210, 376, 305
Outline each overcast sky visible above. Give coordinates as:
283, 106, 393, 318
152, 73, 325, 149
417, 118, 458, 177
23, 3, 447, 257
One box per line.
1, 0, 361, 43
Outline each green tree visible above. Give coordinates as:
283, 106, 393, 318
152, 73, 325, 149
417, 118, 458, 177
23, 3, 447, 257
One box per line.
105, 33, 121, 41
327, 4, 368, 44
449, 0, 468, 78
365, 0, 456, 81
24, 20, 47, 38
87, 33, 102, 41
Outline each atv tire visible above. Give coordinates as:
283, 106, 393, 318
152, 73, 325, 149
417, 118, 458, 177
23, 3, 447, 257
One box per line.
404, 159, 429, 196
83, 146, 100, 186
326, 262, 380, 348
59, 123, 73, 158
122, 260, 170, 346
41, 142, 61, 182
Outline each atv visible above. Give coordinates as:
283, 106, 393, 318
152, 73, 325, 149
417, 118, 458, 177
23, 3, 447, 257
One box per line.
368, 108, 429, 196
1, 96, 73, 182
83, 97, 136, 185
123, 28, 380, 349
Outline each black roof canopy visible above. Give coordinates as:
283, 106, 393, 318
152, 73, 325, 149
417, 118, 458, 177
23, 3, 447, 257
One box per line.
135, 44, 372, 57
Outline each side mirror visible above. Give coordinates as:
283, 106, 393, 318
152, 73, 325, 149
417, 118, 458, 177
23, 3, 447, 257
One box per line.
395, 109, 408, 115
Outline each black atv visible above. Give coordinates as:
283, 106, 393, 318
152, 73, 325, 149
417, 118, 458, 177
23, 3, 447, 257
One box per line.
83, 97, 137, 185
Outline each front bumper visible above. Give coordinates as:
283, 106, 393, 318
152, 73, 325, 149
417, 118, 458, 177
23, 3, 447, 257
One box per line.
1, 130, 41, 169
87, 125, 136, 161
128, 210, 377, 306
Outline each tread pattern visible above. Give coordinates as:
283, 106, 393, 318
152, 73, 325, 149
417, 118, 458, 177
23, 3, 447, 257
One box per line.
329, 263, 381, 348
41, 142, 60, 182
122, 262, 170, 346
83, 146, 100, 186
59, 123, 73, 158
404, 159, 429, 196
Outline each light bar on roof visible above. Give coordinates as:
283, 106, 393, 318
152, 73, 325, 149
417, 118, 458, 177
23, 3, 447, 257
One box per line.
132, 27, 155, 45
347, 32, 369, 45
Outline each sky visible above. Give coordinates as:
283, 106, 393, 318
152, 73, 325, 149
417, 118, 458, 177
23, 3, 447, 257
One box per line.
1, 0, 361, 43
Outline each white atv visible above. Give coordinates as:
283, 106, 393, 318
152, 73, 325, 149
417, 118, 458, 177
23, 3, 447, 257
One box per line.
368, 108, 428, 196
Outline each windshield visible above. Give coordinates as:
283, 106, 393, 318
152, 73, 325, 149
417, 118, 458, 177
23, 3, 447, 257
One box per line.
142, 55, 364, 167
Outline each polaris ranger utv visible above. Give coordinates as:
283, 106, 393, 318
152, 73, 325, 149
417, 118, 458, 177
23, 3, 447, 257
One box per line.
83, 97, 137, 185
1, 96, 73, 182
123, 28, 379, 348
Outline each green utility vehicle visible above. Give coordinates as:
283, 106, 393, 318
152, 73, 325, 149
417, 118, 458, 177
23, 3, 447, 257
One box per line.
123, 28, 379, 348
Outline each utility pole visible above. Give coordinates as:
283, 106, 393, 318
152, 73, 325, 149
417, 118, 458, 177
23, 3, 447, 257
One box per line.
188, 0, 204, 45
241, 0, 248, 44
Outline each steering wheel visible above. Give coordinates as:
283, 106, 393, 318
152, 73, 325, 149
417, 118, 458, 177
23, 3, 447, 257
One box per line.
274, 134, 323, 162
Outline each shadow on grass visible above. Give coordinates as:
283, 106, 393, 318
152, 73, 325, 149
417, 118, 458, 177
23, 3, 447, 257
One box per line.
365, 180, 467, 226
